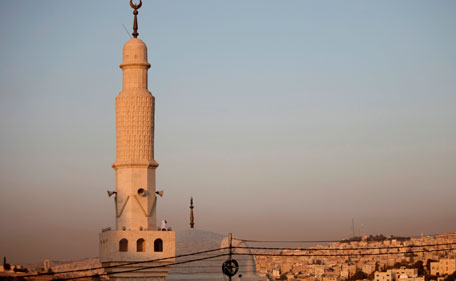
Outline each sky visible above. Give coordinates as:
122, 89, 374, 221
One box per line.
0, 0, 455, 264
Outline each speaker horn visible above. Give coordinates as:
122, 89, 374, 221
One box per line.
137, 188, 147, 197
155, 190, 164, 197
107, 191, 117, 197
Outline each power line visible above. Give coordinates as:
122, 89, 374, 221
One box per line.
170, 270, 253, 274
172, 264, 222, 267
48, 246, 456, 280
171, 260, 255, 268
172, 266, 223, 274
13, 246, 230, 278
232, 242, 456, 252
53, 252, 230, 281
12, 242, 455, 279
233, 246, 456, 257
234, 233, 448, 243
52, 245, 456, 280
236, 238, 341, 243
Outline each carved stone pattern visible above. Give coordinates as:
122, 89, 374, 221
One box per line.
116, 95, 154, 162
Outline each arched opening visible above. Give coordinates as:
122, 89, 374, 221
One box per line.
119, 238, 128, 252
136, 238, 145, 252
154, 238, 163, 252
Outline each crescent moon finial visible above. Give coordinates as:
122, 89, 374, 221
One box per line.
130, 0, 142, 10
129, 0, 142, 38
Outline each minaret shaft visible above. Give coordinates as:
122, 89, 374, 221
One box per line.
113, 38, 158, 231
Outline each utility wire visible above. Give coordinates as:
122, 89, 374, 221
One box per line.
171, 260, 259, 268
172, 264, 224, 267
12, 242, 456, 278
46, 246, 456, 280
232, 242, 456, 252
234, 233, 449, 243
14, 246, 229, 278
233, 246, 455, 257
122, 24, 132, 39
170, 270, 252, 274
9, 245, 455, 280
168, 267, 223, 275
236, 239, 341, 243
51, 253, 230, 281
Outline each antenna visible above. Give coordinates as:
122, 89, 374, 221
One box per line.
351, 218, 355, 238
122, 24, 133, 39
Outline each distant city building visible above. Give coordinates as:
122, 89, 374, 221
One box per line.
375, 271, 393, 281
323, 274, 341, 281
397, 274, 425, 281
431, 259, 456, 276
387, 268, 419, 279
362, 264, 376, 275
254, 233, 456, 281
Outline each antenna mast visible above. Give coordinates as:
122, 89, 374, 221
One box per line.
352, 218, 355, 237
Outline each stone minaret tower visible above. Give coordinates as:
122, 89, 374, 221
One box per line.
99, 1, 175, 280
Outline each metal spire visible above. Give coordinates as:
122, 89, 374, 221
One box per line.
190, 197, 195, 228
130, 0, 142, 38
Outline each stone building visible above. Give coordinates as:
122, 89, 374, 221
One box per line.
374, 268, 421, 281
375, 271, 393, 281
430, 259, 456, 276
387, 268, 418, 279
362, 264, 376, 275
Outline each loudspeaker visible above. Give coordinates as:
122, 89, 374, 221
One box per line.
107, 191, 117, 197
137, 188, 147, 197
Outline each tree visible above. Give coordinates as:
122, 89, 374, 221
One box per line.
3, 256, 11, 271
426, 259, 437, 271
411, 260, 425, 276
350, 270, 368, 281
91, 274, 102, 281
444, 271, 456, 281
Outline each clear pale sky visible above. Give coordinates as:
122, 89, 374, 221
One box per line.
0, 0, 455, 264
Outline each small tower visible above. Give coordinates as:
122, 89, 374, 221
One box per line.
190, 197, 195, 229
99, 1, 175, 280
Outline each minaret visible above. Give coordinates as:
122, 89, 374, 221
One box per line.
190, 197, 195, 229
100, 1, 175, 280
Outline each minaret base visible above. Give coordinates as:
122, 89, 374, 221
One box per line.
100, 230, 176, 280
103, 262, 171, 281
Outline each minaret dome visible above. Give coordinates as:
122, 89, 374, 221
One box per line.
120, 38, 151, 91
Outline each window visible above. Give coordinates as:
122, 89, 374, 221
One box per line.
137, 238, 145, 252
154, 238, 163, 252
119, 238, 128, 252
